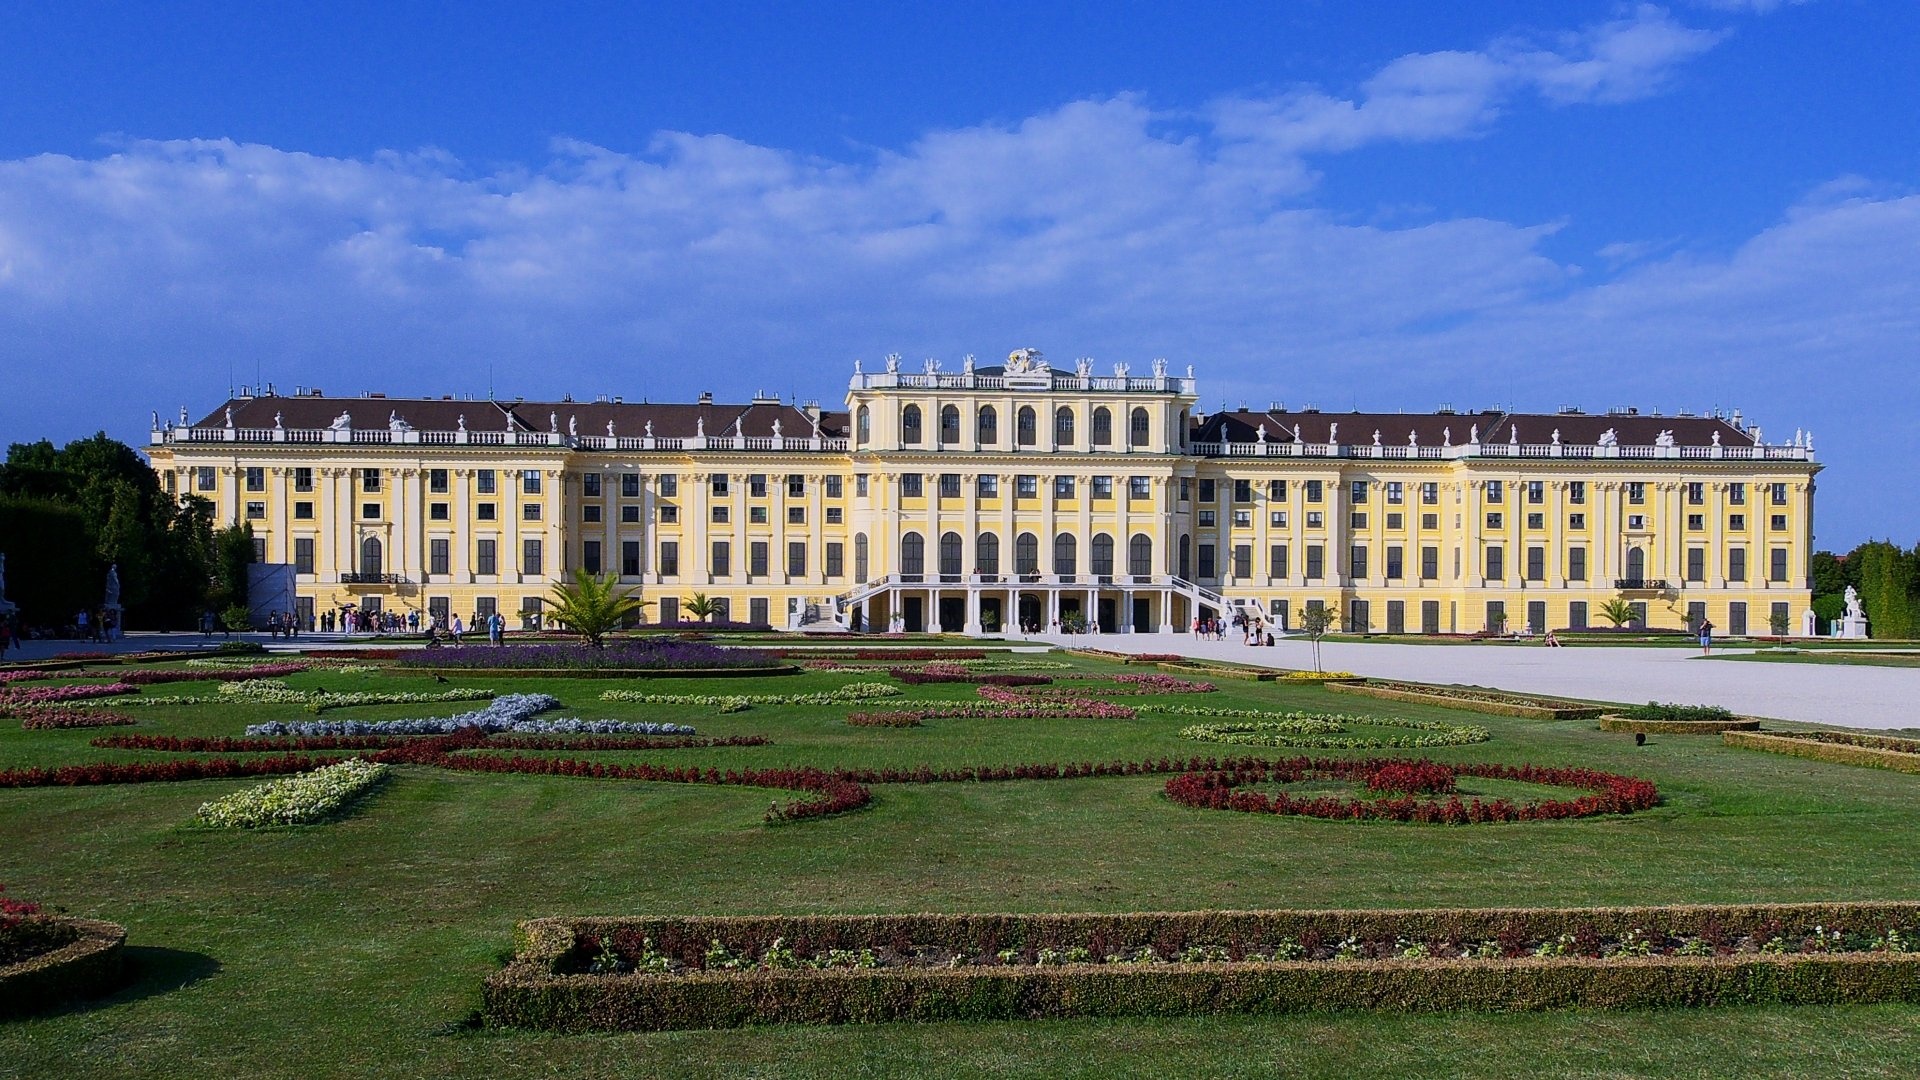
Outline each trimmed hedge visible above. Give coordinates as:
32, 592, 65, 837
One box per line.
1327, 680, 1603, 721
1724, 731, 1920, 776
0, 918, 126, 1017
1156, 663, 1274, 682
1600, 716, 1761, 735
486, 903, 1920, 1031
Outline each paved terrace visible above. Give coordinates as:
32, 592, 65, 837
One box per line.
1023, 633, 1920, 732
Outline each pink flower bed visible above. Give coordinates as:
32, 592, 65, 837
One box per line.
0, 683, 139, 714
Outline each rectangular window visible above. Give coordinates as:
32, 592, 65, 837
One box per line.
476, 469, 496, 494
1686, 482, 1705, 505
430, 538, 450, 576
825, 476, 842, 498
1093, 475, 1114, 499
1627, 481, 1644, 504
522, 538, 543, 576
1421, 546, 1439, 580
658, 474, 676, 497
623, 541, 642, 577
750, 597, 769, 627
431, 502, 450, 521
1349, 512, 1367, 530
1569, 601, 1589, 630
1180, 477, 1190, 502
476, 539, 497, 576
1568, 513, 1585, 529
1197, 544, 1216, 579
1268, 479, 1286, 501
1526, 546, 1545, 581
978, 474, 999, 498
1771, 482, 1789, 506
580, 472, 599, 498
1269, 543, 1289, 579
1485, 546, 1504, 580
1349, 545, 1368, 579
711, 541, 731, 577
294, 538, 315, 575
1054, 475, 1075, 499
1199, 479, 1216, 503
1729, 548, 1748, 582
1420, 482, 1439, 505
1350, 480, 1369, 505
1729, 514, 1746, 531
826, 507, 843, 524
711, 475, 729, 497
477, 502, 497, 521
522, 503, 541, 521
787, 474, 804, 498
1486, 601, 1507, 634
787, 541, 806, 577
474, 596, 497, 620
901, 474, 923, 498
1627, 514, 1645, 529
1526, 513, 1544, 530
1305, 480, 1323, 503
1271, 511, 1288, 527
293, 467, 313, 492
520, 471, 541, 495
1350, 599, 1371, 634
749, 506, 768, 524
1686, 548, 1706, 582
1386, 512, 1403, 530
362, 502, 380, 520
1485, 480, 1503, 504
1231, 544, 1251, 579
1568, 481, 1586, 505
1198, 510, 1216, 527
1130, 476, 1151, 499
749, 542, 770, 577
1772, 601, 1791, 634
749, 474, 767, 498
1305, 511, 1323, 529
1727, 483, 1745, 506
362, 467, 381, 492
1305, 544, 1325, 580
622, 473, 641, 498
825, 542, 844, 578
711, 505, 729, 523
1234, 479, 1252, 503
1385, 482, 1403, 504
245, 466, 265, 492
658, 597, 678, 624
1385, 546, 1403, 580
582, 504, 600, 523
1770, 514, 1787, 531
939, 473, 961, 498
1568, 547, 1587, 581
1526, 481, 1544, 505
787, 506, 804, 524
244, 500, 265, 520
431, 468, 451, 494
1016, 475, 1038, 498
1687, 514, 1704, 531
1485, 512, 1503, 529
658, 541, 678, 577
1770, 547, 1789, 582
629, 505, 648, 523
1233, 510, 1252, 528
855, 474, 867, 497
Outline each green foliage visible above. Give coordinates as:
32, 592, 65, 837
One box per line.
1855, 541, 1920, 639
220, 604, 255, 633
1599, 597, 1638, 628
1297, 605, 1337, 672
1621, 702, 1736, 723
545, 573, 644, 647
0, 496, 93, 624
683, 592, 720, 623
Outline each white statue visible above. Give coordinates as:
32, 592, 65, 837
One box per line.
1711, 430, 1721, 447
104, 564, 121, 609
1372, 429, 1381, 447
1185, 364, 1194, 380
1443, 427, 1452, 447
1409, 430, 1419, 447
695, 416, 705, 437
389, 411, 410, 433
606, 419, 616, 437
151, 410, 161, 430
1152, 358, 1168, 378
885, 352, 902, 374
772, 418, 783, 439
1806, 430, 1815, 452
179, 405, 190, 425
1007, 347, 1046, 373
644, 420, 654, 437
963, 354, 976, 374
732, 416, 743, 437
1327, 422, 1339, 445
549, 412, 558, 434
274, 411, 284, 430
1751, 426, 1762, 445
1655, 430, 1676, 448
1255, 423, 1267, 444
1113, 361, 1129, 377
1845, 586, 1865, 621
223, 407, 235, 428
853, 358, 863, 375
923, 356, 938, 374
1509, 425, 1518, 445
330, 411, 353, 431
1469, 423, 1479, 444
456, 414, 466, 432
568, 415, 578, 438
1076, 357, 1092, 379
1292, 424, 1302, 441
809, 411, 821, 436
1596, 428, 1617, 447
1551, 429, 1560, 445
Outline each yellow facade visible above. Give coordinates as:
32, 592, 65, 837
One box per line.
148, 352, 1818, 637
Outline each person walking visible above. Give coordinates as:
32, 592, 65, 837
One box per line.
449, 613, 465, 644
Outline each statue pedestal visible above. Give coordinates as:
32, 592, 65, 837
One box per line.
1840, 615, 1869, 639
1800, 610, 1817, 638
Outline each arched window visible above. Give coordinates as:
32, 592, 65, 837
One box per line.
940, 405, 960, 445
977, 405, 998, 445
1130, 407, 1150, 447
854, 533, 869, 583
939, 531, 963, 576
901, 532, 925, 575
977, 532, 1000, 575
360, 536, 383, 577
901, 405, 922, 445
1090, 533, 1114, 576
1054, 533, 1078, 576
1091, 407, 1112, 446
1015, 532, 1039, 575
1017, 407, 1037, 446
1129, 533, 1153, 576
1178, 533, 1191, 579
1054, 407, 1075, 446
1626, 547, 1646, 582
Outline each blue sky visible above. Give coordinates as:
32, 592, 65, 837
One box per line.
1, 1, 1915, 547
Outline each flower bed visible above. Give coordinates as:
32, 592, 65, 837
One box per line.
94, 732, 769, 753
1599, 715, 1760, 734
119, 662, 309, 685
1723, 730, 1920, 776
243, 693, 697, 738
599, 683, 900, 710
1155, 662, 1274, 682
395, 640, 778, 671
217, 679, 498, 713
1618, 702, 1738, 723
16, 708, 138, 731
1325, 680, 1604, 720
0, 682, 140, 713
1170, 709, 1489, 749
0, 754, 348, 790
1, 886, 74, 967
1281, 670, 1360, 682
1164, 758, 1658, 823
486, 902, 1920, 1031
194, 759, 392, 828
889, 668, 1055, 687
846, 712, 923, 728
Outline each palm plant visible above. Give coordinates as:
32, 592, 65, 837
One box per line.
1599, 596, 1637, 628
682, 592, 720, 624
545, 573, 642, 647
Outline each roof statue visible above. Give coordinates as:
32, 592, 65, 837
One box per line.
853, 358, 863, 374
274, 411, 284, 430
606, 419, 616, 437
1468, 423, 1479, 443
732, 415, 743, 437
1711, 430, 1722, 446
456, 414, 466, 432
962, 354, 976, 374
179, 405, 190, 424
1443, 427, 1452, 447
151, 410, 161, 430
1372, 429, 1381, 447
884, 352, 902, 374
1292, 424, 1302, 441
1185, 364, 1194, 379
644, 419, 654, 438
1409, 429, 1419, 447
1597, 428, 1617, 447
923, 356, 939, 374
1509, 425, 1518, 445
1327, 422, 1339, 445
568, 415, 577, 438
809, 411, 821, 436
1806, 430, 1815, 452
1006, 347, 1046, 374
330, 411, 353, 431
1113, 361, 1129, 377
1152, 358, 1167, 378
772, 418, 783, 439
1751, 426, 1762, 445
1655, 430, 1676, 448
1076, 357, 1092, 379
1255, 423, 1267, 444
225, 407, 235, 428
695, 415, 705, 437
1551, 428, 1561, 445
549, 412, 558, 434
389, 411, 411, 433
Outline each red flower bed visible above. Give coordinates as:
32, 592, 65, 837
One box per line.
91, 732, 772, 754
0, 754, 345, 789
18, 708, 138, 731
777, 649, 987, 662
49, 652, 112, 661
1164, 758, 1659, 824
1365, 761, 1457, 795
117, 662, 309, 685
846, 712, 924, 728
889, 668, 1053, 687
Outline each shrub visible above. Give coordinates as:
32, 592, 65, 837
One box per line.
1620, 702, 1736, 723
1365, 761, 1457, 795
194, 759, 392, 828
1724, 731, 1920, 776
0, 885, 78, 967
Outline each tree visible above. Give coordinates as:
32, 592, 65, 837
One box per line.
1599, 597, 1637, 628
682, 592, 719, 624
546, 573, 643, 647
212, 523, 256, 613
1856, 540, 1920, 640
1298, 605, 1338, 673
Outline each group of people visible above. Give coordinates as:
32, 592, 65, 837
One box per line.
1192, 610, 1279, 647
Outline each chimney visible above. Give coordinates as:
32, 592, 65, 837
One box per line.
698, 391, 714, 405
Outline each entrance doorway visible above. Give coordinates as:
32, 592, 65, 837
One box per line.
903, 596, 925, 633
1017, 594, 1042, 633
1132, 597, 1150, 633
980, 597, 1003, 633
938, 597, 965, 632
1097, 598, 1116, 633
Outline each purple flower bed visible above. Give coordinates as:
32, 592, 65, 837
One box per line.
395, 639, 777, 671
637, 621, 773, 632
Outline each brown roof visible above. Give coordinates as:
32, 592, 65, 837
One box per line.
1194, 409, 1752, 449
194, 395, 846, 439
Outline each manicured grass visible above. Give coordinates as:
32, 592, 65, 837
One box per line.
1711, 650, 1920, 669
4, 655, 1920, 1077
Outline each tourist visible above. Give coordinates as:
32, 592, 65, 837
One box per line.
1544, 629, 1563, 647
450, 614, 465, 644
1698, 618, 1714, 655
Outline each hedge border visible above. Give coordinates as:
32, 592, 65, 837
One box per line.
1723, 731, 1920, 776
1156, 663, 1274, 682
1600, 716, 1761, 734
388, 665, 798, 680
486, 902, 1920, 1031
1326, 681, 1603, 720
0, 918, 126, 1017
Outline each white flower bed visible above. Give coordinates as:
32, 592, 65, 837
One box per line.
195, 759, 391, 828
598, 682, 900, 710
215, 678, 496, 713
243, 693, 697, 737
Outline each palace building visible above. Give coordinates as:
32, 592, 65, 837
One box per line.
147, 349, 1819, 637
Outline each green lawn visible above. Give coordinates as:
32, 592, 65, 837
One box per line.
1711, 650, 1920, 669
4, 658, 1920, 1078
